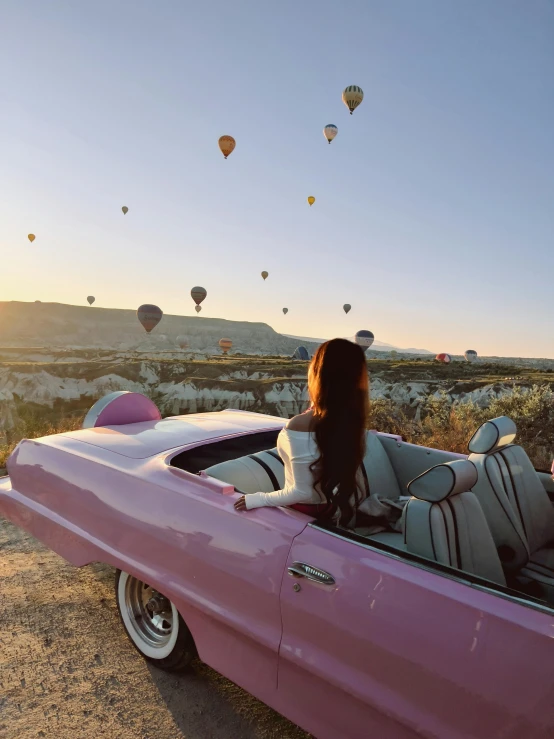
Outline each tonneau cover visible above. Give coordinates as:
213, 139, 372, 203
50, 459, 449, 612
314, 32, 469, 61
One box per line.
51, 410, 285, 459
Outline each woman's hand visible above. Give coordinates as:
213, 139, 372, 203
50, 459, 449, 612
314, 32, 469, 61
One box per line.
234, 495, 248, 511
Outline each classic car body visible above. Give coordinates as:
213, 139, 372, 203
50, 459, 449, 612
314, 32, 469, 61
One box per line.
1, 393, 553, 739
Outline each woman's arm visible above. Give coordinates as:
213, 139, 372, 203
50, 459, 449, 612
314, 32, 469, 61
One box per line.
234, 429, 317, 512
243, 474, 316, 509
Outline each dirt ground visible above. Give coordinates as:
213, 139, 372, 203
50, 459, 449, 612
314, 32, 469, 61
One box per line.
0, 518, 310, 739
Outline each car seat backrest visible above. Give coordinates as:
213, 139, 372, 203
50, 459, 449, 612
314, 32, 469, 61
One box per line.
468, 416, 554, 565
405, 459, 506, 585
363, 432, 402, 500
205, 449, 285, 494
204, 431, 403, 501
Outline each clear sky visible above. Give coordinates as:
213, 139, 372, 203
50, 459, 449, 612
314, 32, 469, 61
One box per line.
1, 0, 552, 357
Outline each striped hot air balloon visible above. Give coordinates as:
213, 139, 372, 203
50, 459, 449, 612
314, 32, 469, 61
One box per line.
435, 353, 452, 364
137, 304, 163, 333
219, 338, 233, 354
342, 85, 364, 115
354, 330, 374, 353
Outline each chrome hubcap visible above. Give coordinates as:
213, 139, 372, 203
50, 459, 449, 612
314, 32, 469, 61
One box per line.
124, 577, 174, 649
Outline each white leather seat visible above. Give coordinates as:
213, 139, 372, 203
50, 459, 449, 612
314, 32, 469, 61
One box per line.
205, 431, 403, 502
468, 416, 554, 586
206, 449, 285, 494
405, 459, 506, 585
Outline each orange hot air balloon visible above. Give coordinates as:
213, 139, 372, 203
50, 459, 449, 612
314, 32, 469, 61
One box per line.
218, 136, 236, 159
307, 196, 315, 206
191, 286, 207, 306
28, 234, 36, 243
219, 338, 233, 354
195, 305, 202, 314
137, 304, 163, 333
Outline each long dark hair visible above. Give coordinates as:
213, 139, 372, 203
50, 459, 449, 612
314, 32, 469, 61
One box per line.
308, 338, 369, 523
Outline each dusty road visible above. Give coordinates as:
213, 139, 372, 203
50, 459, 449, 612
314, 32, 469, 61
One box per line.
0, 518, 310, 739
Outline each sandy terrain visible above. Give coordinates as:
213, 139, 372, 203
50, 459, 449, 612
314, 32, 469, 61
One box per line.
0, 518, 309, 739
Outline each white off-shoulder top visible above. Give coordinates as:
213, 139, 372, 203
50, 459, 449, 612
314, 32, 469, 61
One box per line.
244, 428, 324, 510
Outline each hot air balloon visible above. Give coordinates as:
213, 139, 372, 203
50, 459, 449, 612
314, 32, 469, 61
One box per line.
218, 135, 236, 159
354, 330, 374, 353
87, 296, 95, 306
137, 304, 163, 333
261, 271, 268, 281
435, 353, 452, 364
122, 206, 128, 215
342, 85, 364, 115
176, 335, 189, 350
191, 286, 207, 307
195, 305, 202, 314
323, 124, 338, 144
283, 308, 288, 315
307, 196, 315, 206
465, 350, 478, 363
293, 346, 310, 361
343, 304, 351, 314
28, 234, 35, 243
219, 338, 233, 354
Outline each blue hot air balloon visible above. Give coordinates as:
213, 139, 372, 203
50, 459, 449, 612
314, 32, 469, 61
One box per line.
293, 346, 310, 361
354, 330, 374, 353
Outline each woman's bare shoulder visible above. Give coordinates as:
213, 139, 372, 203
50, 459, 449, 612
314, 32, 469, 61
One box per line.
286, 410, 313, 432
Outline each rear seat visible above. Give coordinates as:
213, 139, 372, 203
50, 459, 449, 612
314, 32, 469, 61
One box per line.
206, 449, 285, 494
205, 431, 402, 500
205, 433, 408, 551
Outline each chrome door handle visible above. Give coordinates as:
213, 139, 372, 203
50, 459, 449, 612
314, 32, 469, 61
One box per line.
287, 562, 335, 585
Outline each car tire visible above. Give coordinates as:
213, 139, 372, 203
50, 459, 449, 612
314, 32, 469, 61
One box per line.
115, 569, 196, 672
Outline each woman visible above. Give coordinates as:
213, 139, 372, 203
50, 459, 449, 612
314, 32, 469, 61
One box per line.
234, 338, 370, 528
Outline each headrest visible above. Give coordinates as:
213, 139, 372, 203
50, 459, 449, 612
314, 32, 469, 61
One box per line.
408, 459, 478, 503
467, 416, 517, 455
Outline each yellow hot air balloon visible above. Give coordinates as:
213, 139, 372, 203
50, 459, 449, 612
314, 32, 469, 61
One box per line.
122, 206, 128, 215
28, 234, 35, 243
342, 85, 364, 115
218, 135, 236, 159
307, 196, 315, 206
261, 271, 268, 281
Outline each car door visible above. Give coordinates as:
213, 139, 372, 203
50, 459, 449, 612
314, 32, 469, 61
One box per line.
278, 523, 554, 739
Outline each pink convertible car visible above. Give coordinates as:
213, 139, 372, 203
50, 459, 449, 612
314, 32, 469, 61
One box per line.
1, 391, 553, 739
